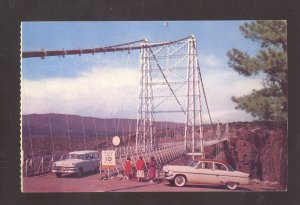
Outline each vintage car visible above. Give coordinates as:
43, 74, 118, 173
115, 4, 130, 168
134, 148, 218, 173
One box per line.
163, 159, 250, 190
52, 150, 100, 177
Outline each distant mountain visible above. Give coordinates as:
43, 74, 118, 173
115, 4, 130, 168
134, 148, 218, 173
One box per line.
21, 113, 184, 138
22, 113, 133, 138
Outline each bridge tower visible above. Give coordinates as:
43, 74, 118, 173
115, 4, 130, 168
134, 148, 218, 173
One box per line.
135, 36, 205, 158
184, 36, 205, 158
135, 39, 154, 152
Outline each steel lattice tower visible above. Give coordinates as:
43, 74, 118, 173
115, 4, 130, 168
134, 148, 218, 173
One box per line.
135, 36, 205, 158
135, 39, 154, 152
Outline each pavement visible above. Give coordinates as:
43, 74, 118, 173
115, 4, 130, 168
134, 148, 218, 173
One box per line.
22, 172, 285, 192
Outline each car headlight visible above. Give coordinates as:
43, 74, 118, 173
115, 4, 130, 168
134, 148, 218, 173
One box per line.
163, 167, 169, 172
71, 163, 76, 167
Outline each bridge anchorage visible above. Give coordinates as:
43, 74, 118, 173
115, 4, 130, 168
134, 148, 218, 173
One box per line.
22, 36, 228, 177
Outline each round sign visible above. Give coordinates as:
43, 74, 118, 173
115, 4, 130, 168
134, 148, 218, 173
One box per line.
112, 136, 121, 146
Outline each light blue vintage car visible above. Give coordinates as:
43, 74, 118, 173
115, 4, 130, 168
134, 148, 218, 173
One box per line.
52, 150, 100, 177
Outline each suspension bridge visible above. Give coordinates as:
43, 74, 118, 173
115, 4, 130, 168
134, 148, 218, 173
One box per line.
22, 35, 229, 177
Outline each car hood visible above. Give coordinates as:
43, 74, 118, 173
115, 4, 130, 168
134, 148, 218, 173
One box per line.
54, 159, 84, 167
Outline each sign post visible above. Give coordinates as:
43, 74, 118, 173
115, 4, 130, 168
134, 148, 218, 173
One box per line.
101, 150, 116, 179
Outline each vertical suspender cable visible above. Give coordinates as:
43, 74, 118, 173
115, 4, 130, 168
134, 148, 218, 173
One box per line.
81, 117, 87, 150
104, 118, 108, 148
74, 57, 87, 149
23, 61, 35, 172
24, 106, 34, 160
93, 117, 99, 150
85, 54, 100, 150
41, 60, 55, 155
59, 61, 72, 151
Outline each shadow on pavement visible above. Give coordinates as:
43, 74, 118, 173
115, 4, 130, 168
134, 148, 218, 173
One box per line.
106, 181, 159, 192
165, 183, 253, 191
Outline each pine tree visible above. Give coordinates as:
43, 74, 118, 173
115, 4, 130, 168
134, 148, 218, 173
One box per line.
227, 20, 287, 121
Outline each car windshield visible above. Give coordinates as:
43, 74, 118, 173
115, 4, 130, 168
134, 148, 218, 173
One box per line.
188, 160, 198, 167
66, 154, 85, 160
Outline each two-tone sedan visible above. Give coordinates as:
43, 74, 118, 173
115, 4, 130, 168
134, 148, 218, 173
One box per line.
163, 159, 250, 190
52, 150, 100, 177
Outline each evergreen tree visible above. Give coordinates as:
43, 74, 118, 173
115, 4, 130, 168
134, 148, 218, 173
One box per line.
227, 20, 287, 121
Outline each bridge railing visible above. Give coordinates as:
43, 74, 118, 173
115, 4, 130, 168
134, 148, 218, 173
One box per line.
101, 141, 186, 179
24, 141, 186, 177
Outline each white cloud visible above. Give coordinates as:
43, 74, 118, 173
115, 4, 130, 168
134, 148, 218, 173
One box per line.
201, 68, 263, 122
22, 55, 264, 123
200, 54, 223, 69
22, 66, 140, 119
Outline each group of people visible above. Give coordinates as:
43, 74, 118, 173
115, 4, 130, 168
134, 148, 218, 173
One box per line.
123, 156, 156, 183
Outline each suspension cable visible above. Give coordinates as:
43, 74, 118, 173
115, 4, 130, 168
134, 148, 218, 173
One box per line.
22, 36, 193, 58
194, 47, 219, 140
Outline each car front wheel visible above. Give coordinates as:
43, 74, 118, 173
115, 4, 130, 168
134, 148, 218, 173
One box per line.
174, 175, 186, 187
77, 168, 83, 177
56, 173, 62, 178
226, 182, 238, 190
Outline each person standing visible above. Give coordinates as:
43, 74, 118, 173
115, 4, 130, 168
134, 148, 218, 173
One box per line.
136, 156, 145, 182
123, 156, 132, 180
148, 156, 157, 183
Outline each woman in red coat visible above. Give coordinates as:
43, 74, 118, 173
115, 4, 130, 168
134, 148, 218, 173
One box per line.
123, 157, 132, 180
136, 156, 145, 182
148, 156, 157, 183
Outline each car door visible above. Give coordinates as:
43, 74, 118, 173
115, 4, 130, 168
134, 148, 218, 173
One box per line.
83, 154, 92, 171
91, 153, 100, 170
88, 153, 99, 171
213, 162, 231, 184
189, 162, 219, 184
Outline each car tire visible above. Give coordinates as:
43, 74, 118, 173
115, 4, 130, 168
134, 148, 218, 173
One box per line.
226, 182, 238, 190
174, 175, 186, 187
56, 173, 62, 178
77, 168, 83, 177
94, 167, 99, 173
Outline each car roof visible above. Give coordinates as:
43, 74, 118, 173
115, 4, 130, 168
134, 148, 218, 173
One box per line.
68, 150, 98, 155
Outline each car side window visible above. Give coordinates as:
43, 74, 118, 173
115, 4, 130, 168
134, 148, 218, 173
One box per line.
195, 162, 203, 169
88, 154, 95, 160
198, 162, 213, 169
206, 162, 213, 169
78, 155, 85, 160
214, 163, 227, 171
86, 154, 92, 160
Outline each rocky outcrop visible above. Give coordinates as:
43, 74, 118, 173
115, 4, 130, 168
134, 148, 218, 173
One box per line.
221, 121, 287, 188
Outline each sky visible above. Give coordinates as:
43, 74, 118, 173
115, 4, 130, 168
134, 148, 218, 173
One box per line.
21, 21, 264, 123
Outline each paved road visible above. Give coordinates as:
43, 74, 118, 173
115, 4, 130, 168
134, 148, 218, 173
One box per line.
22, 172, 284, 192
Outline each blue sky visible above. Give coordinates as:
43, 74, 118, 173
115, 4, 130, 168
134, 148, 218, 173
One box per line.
21, 21, 263, 123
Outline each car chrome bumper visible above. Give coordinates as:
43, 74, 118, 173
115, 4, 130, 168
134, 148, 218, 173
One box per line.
52, 168, 77, 174
164, 172, 175, 180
